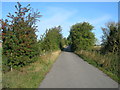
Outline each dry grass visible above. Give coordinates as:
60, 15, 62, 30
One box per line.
2, 50, 61, 88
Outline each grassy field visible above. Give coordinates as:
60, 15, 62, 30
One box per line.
2, 50, 61, 88
0, 48, 2, 89
75, 48, 119, 83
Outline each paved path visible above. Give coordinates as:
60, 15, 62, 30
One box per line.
39, 50, 118, 88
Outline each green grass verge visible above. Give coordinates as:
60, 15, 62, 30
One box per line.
98, 67, 119, 83
75, 51, 120, 84
2, 50, 61, 88
0, 48, 2, 89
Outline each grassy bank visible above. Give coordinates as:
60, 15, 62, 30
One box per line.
75, 50, 120, 83
0, 48, 2, 89
2, 50, 61, 88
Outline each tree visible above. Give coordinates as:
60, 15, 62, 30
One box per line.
69, 22, 95, 51
101, 22, 119, 54
0, 31, 2, 42
60, 37, 68, 48
39, 26, 63, 53
1, 2, 41, 69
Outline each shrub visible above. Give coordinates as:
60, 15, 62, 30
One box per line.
69, 22, 95, 51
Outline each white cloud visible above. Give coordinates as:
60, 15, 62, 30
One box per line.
36, 5, 112, 43
36, 6, 77, 39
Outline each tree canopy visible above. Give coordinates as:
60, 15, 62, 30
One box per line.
1, 2, 41, 69
69, 22, 95, 51
101, 22, 119, 54
39, 26, 63, 54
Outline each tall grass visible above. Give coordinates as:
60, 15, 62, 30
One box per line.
0, 48, 2, 89
75, 49, 119, 83
2, 50, 61, 88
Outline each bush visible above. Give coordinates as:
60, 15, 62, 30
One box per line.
38, 26, 63, 53
69, 22, 95, 51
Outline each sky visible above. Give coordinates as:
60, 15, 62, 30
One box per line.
2, 2, 118, 44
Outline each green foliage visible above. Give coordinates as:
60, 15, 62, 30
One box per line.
60, 37, 68, 49
99, 21, 120, 82
3, 51, 60, 88
101, 22, 119, 54
0, 31, 1, 42
39, 26, 63, 53
69, 22, 95, 51
1, 2, 41, 69
75, 50, 120, 83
